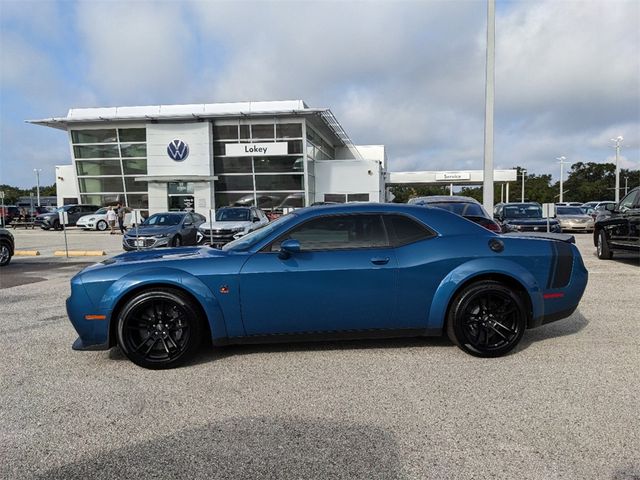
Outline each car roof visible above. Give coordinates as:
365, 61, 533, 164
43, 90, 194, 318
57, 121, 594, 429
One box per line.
409, 195, 480, 204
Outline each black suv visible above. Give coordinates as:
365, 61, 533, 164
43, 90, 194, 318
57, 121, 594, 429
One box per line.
0, 228, 15, 266
494, 202, 561, 233
34, 204, 101, 230
594, 187, 640, 259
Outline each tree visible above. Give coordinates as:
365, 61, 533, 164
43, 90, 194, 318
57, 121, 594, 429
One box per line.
389, 185, 448, 203
0, 184, 57, 204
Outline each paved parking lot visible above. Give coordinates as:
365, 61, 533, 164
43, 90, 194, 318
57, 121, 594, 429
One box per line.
1, 233, 638, 479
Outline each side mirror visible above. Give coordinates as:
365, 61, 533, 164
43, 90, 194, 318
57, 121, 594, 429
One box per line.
279, 239, 300, 259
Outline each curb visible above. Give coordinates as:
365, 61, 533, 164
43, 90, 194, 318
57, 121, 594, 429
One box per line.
54, 250, 107, 257
14, 250, 41, 256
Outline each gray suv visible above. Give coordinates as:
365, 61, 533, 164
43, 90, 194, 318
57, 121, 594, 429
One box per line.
34, 204, 101, 230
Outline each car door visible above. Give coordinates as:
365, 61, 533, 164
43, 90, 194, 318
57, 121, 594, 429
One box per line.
238, 213, 400, 335
609, 190, 638, 247
181, 214, 198, 245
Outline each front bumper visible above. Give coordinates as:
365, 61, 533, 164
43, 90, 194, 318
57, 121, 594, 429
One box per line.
559, 221, 594, 232
123, 236, 170, 250
66, 280, 111, 351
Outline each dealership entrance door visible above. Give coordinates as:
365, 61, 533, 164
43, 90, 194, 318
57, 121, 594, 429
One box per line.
168, 182, 195, 211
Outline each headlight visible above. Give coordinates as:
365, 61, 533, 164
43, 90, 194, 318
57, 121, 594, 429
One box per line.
87, 217, 95, 221
231, 226, 245, 232
154, 234, 169, 238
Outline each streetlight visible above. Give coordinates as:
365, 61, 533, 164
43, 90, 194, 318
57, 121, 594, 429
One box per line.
556, 156, 569, 203
521, 169, 527, 202
610, 136, 623, 203
33, 169, 42, 207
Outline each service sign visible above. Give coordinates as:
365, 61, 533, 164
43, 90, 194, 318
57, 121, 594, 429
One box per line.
435, 172, 471, 181
225, 142, 288, 157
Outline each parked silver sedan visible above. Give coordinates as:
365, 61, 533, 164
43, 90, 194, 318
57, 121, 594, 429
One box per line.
555, 206, 594, 232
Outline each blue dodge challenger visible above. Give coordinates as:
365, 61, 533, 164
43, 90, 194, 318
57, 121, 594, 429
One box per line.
67, 203, 588, 369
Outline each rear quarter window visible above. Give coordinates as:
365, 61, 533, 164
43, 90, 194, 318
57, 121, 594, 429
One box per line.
383, 214, 435, 246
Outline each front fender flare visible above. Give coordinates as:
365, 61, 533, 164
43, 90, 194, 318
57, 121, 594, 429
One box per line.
99, 267, 227, 343
426, 258, 543, 330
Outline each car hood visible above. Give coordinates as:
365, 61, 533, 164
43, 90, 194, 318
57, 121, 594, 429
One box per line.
126, 225, 178, 237
78, 214, 106, 222
107, 246, 226, 264
503, 218, 559, 225
557, 215, 592, 221
199, 221, 251, 230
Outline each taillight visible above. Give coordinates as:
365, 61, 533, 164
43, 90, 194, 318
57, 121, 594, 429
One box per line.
485, 221, 502, 232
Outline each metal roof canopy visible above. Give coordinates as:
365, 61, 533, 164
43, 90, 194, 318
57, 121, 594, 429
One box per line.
26, 100, 362, 152
387, 169, 517, 186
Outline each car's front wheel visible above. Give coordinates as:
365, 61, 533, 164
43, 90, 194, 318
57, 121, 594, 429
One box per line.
116, 288, 204, 369
447, 280, 526, 357
597, 229, 613, 259
0, 242, 12, 267
96, 220, 108, 231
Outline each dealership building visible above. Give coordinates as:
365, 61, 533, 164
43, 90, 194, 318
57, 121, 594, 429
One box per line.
29, 99, 519, 213
29, 100, 389, 213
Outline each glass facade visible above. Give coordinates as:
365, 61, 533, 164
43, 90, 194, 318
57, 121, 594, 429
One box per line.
71, 127, 148, 209
212, 121, 308, 210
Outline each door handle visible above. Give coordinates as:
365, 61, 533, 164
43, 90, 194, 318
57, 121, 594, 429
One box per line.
370, 257, 390, 265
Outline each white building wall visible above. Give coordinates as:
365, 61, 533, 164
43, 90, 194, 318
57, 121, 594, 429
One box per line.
314, 159, 385, 203
55, 165, 79, 205
145, 122, 213, 214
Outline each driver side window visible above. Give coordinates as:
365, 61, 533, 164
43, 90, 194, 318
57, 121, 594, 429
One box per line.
619, 191, 638, 210
269, 214, 388, 252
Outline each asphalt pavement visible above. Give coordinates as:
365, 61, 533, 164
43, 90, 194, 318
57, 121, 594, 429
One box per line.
0, 233, 638, 479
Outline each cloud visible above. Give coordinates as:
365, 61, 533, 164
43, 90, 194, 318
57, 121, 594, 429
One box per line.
75, 1, 197, 104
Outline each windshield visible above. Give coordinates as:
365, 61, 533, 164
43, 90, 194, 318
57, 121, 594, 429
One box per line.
557, 207, 584, 215
222, 214, 296, 252
143, 213, 183, 226
430, 202, 486, 217
503, 205, 542, 219
216, 208, 250, 222
95, 208, 108, 215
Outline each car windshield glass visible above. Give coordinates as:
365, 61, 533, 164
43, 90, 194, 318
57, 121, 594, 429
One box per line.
95, 208, 108, 215
223, 214, 296, 252
216, 208, 250, 222
503, 205, 542, 219
54, 207, 65, 213
143, 214, 182, 226
430, 202, 485, 217
557, 207, 584, 215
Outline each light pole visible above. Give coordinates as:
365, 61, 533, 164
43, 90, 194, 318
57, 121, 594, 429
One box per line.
624, 176, 628, 196
556, 156, 569, 203
610, 136, 623, 203
521, 169, 527, 202
33, 169, 42, 206
482, 0, 496, 216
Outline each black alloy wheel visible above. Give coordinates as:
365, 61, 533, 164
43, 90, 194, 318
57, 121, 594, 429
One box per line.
447, 280, 526, 357
0, 243, 11, 267
597, 230, 612, 259
116, 289, 203, 369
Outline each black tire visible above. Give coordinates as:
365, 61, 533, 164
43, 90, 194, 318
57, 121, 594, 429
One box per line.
96, 220, 108, 231
172, 235, 182, 247
0, 242, 12, 267
447, 280, 526, 357
52, 220, 61, 231
116, 288, 204, 369
597, 229, 613, 259
41, 226, 50, 231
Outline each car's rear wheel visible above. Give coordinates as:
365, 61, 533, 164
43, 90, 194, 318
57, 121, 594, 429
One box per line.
0, 243, 12, 267
597, 229, 613, 259
447, 280, 526, 357
116, 289, 204, 369
96, 220, 107, 231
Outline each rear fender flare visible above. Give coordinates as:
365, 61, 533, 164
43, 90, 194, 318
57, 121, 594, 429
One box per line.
426, 259, 543, 330
99, 267, 227, 341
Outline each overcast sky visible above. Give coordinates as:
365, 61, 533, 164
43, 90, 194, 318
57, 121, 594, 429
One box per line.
1, 0, 638, 188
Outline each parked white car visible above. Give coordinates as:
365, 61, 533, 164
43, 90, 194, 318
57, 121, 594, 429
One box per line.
197, 207, 269, 247
77, 208, 134, 231
76, 207, 109, 231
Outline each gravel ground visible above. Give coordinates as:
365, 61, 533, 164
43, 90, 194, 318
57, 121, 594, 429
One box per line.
0, 234, 638, 479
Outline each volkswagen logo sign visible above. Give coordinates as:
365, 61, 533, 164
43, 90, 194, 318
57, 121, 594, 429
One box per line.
167, 139, 189, 161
